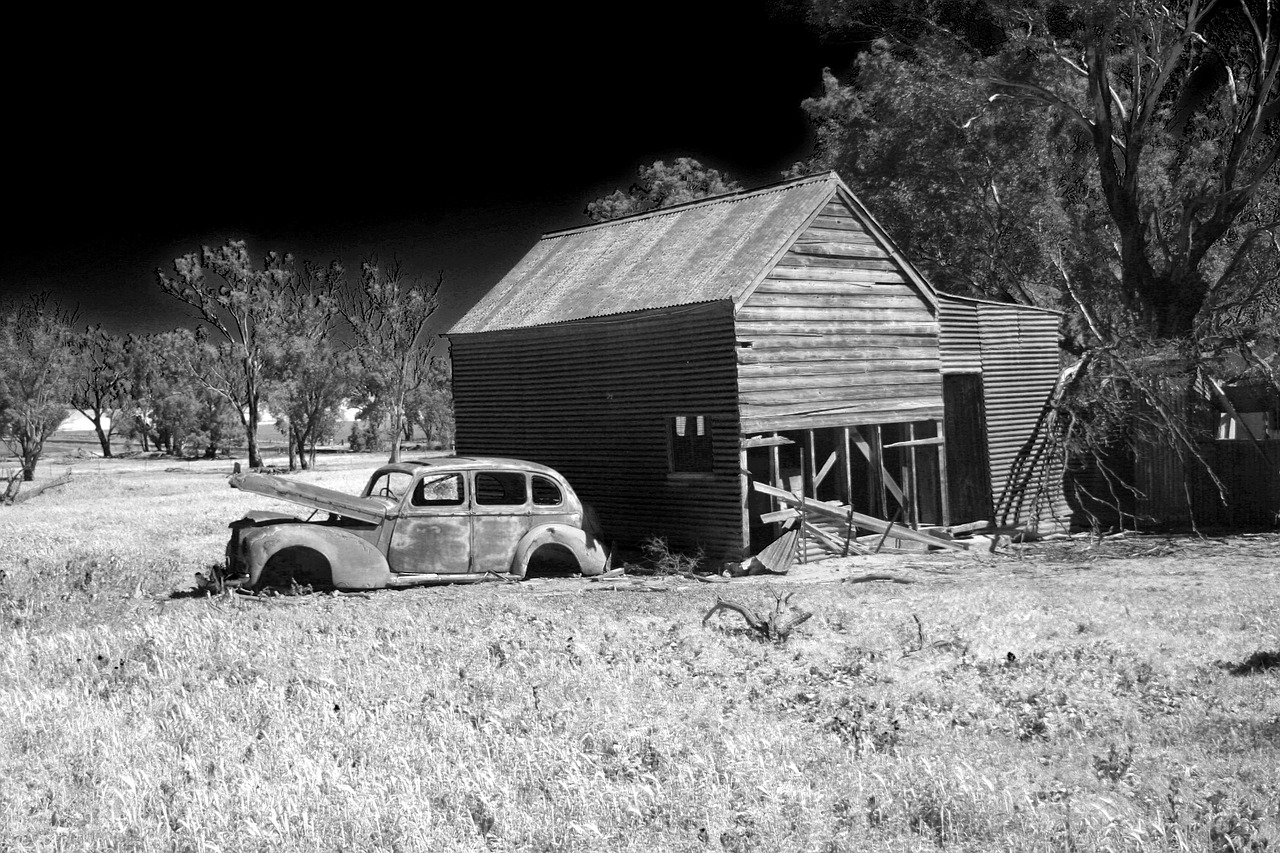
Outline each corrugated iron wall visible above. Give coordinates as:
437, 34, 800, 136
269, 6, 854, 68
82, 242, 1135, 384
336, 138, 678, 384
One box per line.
736, 200, 943, 433
449, 302, 745, 558
976, 303, 1069, 530
1136, 440, 1280, 528
937, 297, 982, 373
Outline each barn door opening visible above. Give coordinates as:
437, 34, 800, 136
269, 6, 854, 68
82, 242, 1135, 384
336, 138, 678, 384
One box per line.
943, 373, 993, 524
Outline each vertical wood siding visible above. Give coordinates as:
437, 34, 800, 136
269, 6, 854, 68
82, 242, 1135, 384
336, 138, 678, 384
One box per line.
735, 200, 943, 433
450, 302, 745, 558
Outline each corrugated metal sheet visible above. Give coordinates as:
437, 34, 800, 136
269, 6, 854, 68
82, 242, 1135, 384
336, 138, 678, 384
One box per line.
937, 295, 982, 373
450, 174, 838, 333
451, 302, 745, 558
1137, 440, 1280, 528
975, 303, 1069, 530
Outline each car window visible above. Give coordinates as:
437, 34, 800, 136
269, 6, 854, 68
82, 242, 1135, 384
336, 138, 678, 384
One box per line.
531, 475, 563, 507
365, 471, 414, 502
475, 471, 528, 506
412, 473, 465, 507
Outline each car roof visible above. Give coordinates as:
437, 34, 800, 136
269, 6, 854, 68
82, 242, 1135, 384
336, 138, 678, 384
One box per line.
374, 456, 565, 479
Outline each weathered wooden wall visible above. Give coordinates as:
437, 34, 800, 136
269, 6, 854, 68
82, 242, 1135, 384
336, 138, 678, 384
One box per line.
735, 199, 943, 434
449, 302, 745, 558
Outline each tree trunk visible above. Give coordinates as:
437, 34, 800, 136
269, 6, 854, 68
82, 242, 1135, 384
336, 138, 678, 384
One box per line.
286, 422, 297, 471
246, 395, 263, 469
89, 415, 113, 458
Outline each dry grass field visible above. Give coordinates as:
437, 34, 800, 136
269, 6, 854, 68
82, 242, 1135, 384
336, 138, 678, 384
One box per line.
2, 441, 1278, 851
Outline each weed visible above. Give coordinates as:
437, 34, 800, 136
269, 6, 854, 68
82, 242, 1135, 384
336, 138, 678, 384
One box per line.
1092, 742, 1135, 783
635, 536, 704, 575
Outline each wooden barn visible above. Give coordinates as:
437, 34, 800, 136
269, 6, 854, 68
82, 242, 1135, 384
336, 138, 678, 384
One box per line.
447, 172, 1065, 562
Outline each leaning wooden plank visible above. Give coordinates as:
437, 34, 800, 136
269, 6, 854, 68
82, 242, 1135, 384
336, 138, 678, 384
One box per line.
752, 481, 968, 552
802, 521, 848, 554
760, 508, 799, 524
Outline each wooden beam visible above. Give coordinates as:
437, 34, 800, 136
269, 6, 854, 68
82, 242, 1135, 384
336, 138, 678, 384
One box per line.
807, 430, 817, 499
803, 520, 848, 554
849, 426, 904, 505
741, 435, 796, 449
761, 508, 799, 524
881, 436, 945, 449
751, 481, 967, 552
937, 418, 951, 527
814, 451, 838, 491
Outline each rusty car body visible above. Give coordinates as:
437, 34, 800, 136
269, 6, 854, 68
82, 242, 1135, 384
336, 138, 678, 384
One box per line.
225, 456, 609, 589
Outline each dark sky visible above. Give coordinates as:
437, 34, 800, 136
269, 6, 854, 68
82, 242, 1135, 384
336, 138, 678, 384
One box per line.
2, 3, 850, 337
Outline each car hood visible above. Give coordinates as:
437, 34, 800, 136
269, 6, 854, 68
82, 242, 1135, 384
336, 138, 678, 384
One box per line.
229, 473, 387, 525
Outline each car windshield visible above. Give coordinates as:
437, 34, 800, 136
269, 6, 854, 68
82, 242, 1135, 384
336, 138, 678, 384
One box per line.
364, 471, 414, 502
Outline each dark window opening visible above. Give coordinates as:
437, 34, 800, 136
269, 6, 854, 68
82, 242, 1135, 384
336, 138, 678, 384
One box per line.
475, 471, 528, 506
670, 415, 714, 473
532, 475, 563, 506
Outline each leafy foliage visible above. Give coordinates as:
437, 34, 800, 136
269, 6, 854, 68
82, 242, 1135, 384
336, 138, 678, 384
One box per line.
585, 158, 742, 222
67, 326, 131, 458
342, 260, 441, 463
156, 240, 297, 469
0, 295, 77, 480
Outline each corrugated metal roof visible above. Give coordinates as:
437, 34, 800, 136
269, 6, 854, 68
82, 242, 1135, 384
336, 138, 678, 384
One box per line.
450, 173, 841, 334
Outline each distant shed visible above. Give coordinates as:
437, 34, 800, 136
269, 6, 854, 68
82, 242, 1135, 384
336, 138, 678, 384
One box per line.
448, 172, 1065, 561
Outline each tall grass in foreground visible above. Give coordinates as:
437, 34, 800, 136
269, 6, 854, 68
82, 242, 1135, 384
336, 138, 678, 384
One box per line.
1, 461, 1278, 851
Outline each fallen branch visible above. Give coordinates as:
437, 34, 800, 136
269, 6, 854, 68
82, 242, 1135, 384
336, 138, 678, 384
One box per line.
4, 472, 72, 505
703, 589, 813, 643
842, 573, 915, 585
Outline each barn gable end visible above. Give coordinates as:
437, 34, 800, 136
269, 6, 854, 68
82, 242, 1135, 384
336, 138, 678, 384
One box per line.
735, 193, 943, 434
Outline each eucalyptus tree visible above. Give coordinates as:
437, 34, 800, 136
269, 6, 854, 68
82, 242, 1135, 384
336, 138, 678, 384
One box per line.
68, 325, 131, 457
0, 294, 77, 480
585, 158, 742, 222
157, 240, 296, 469
342, 260, 441, 464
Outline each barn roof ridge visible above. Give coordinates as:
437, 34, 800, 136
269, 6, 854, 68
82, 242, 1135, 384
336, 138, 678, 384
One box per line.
449, 171, 921, 335
543, 171, 841, 240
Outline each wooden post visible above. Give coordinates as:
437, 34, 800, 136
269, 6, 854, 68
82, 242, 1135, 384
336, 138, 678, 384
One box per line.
870, 425, 884, 517
842, 426, 853, 509
936, 418, 951, 527
798, 449, 808, 563
908, 423, 920, 529
739, 447, 751, 557
807, 430, 817, 500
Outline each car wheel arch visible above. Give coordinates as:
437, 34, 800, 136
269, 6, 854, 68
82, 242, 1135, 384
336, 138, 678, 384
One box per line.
511, 524, 608, 579
243, 524, 390, 590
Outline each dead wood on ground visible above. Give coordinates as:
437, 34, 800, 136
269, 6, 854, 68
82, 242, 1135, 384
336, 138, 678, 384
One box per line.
703, 589, 813, 642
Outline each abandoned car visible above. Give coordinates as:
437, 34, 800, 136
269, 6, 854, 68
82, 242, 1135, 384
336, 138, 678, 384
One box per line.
225, 457, 609, 589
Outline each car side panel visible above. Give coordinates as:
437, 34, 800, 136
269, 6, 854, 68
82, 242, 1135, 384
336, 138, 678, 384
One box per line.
241, 523, 391, 589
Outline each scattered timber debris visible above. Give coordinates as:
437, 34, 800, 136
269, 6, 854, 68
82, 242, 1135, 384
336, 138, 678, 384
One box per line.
703, 588, 813, 642
752, 480, 967, 554
2, 470, 72, 506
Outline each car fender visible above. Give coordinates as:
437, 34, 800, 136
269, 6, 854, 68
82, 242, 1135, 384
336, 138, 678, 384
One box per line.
511, 523, 608, 578
241, 523, 391, 589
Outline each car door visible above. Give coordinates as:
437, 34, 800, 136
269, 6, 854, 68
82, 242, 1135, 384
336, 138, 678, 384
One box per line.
471, 470, 531, 573
387, 471, 471, 574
